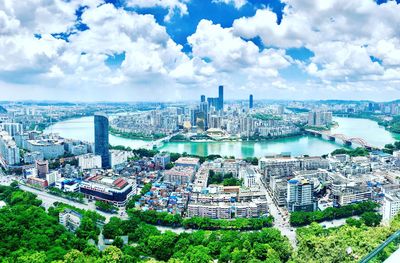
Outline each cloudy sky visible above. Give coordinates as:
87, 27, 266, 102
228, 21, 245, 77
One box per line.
1, 0, 400, 102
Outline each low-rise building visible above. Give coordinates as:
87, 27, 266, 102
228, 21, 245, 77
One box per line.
80, 175, 135, 207
59, 209, 82, 232
164, 166, 196, 185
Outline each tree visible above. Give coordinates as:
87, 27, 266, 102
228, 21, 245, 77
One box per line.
103, 217, 123, 239
146, 231, 178, 261
101, 246, 124, 263
95, 201, 117, 213
182, 245, 212, 263
361, 212, 382, 227
112, 236, 124, 249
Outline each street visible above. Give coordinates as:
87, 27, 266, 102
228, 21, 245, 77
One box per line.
257, 175, 297, 247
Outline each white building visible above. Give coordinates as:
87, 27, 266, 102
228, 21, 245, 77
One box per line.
383, 190, 400, 222
24, 151, 44, 164
59, 209, 82, 232
239, 167, 258, 188
0, 123, 23, 137
46, 171, 61, 186
78, 154, 102, 170
287, 178, 316, 212
110, 150, 129, 169
0, 130, 20, 166
26, 139, 64, 159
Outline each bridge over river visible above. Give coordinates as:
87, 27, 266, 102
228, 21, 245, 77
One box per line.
305, 129, 381, 150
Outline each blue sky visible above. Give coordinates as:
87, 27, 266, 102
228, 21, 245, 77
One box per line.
0, 0, 400, 101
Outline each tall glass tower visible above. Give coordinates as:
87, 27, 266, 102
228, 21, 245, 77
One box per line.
218, 85, 224, 111
94, 112, 110, 169
249, 94, 253, 109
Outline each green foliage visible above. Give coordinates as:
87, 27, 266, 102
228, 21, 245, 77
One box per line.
132, 148, 159, 158
361, 212, 382, 227
208, 170, 238, 185
48, 187, 85, 203
0, 186, 95, 262
110, 126, 166, 140
127, 209, 183, 227
252, 113, 283, 121
0, 186, 291, 263
293, 215, 400, 263
170, 134, 188, 141
245, 157, 259, 165
222, 177, 242, 186
103, 217, 124, 239
141, 183, 152, 195
290, 201, 379, 226
95, 201, 117, 213
182, 216, 274, 230
331, 147, 370, 157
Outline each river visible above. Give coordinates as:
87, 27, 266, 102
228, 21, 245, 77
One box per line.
44, 116, 400, 158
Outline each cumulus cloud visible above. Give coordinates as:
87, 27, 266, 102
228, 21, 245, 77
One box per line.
233, 0, 400, 89
212, 0, 247, 9
126, 0, 189, 21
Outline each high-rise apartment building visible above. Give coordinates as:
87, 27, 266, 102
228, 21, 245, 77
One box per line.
94, 112, 110, 169
308, 111, 333, 127
287, 178, 316, 212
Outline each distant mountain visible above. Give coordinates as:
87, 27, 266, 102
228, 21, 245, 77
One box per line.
0, 105, 7, 114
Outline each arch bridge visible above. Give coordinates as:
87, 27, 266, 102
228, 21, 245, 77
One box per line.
305, 129, 379, 150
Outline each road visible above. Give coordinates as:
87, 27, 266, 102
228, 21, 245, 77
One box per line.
257, 175, 297, 247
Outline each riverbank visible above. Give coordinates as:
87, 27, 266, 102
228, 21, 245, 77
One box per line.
109, 126, 166, 141
169, 132, 305, 143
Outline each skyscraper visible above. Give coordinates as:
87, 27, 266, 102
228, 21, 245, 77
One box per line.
94, 112, 110, 169
249, 94, 253, 109
287, 178, 316, 212
218, 85, 224, 111
200, 95, 206, 103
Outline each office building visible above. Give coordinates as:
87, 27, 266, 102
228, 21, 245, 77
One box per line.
94, 112, 110, 169
200, 95, 206, 103
218, 85, 224, 111
249, 94, 253, 109
287, 178, 317, 212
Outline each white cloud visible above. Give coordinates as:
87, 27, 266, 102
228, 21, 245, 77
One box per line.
126, 0, 189, 21
213, 0, 247, 9
232, 0, 400, 88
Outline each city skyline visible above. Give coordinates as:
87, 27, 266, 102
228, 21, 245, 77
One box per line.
1, 0, 400, 102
